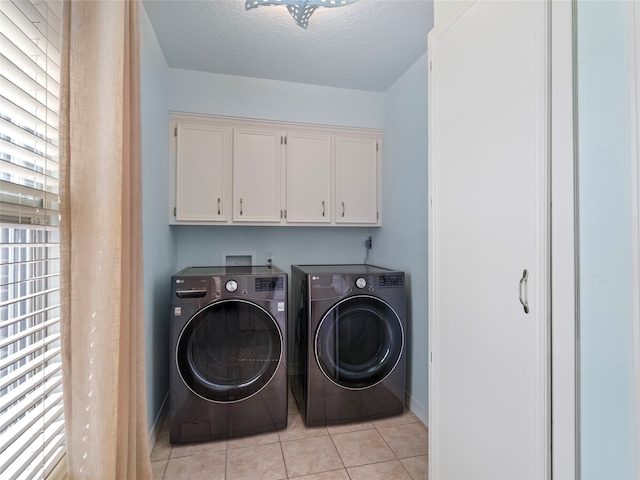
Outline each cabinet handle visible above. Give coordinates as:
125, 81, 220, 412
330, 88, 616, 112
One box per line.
322, 201, 325, 217
341, 202, 345, 218
519, 269, 530, 314
240, 198, 243, 215
217, 198, 221, 215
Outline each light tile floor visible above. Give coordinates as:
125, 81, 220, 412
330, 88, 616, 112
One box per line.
150, 390, 428, 480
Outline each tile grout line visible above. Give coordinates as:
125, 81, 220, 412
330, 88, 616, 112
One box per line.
278, 437, 290, 480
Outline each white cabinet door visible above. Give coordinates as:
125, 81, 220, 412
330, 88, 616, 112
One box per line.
175, 124, 229, 222
233, 128, 283, 223
335, 136, 379, 224
286, 132, 331, 223
428, 1, 549, 479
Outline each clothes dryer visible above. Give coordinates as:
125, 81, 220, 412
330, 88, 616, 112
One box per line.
169, 265, 287, 443
291, 264, 406, 427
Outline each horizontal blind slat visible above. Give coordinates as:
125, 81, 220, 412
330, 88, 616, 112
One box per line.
1, 402, 64, 479
0, 38, 61, 101
0, 344, 61, 391
0, 362, 62, 429
0, 243, 60, 267
32, 445, 65, 480
0, 271, 59, 292
0, 2, 61, 67
0, 393, 63, 467
22, 431, 65, 480
0, 275, 60, 301
0, 76, 60, 127
0, 115, 60, 159
0, 181, 60, 214
0, 139, 59, 181
0, 96, 59, 142
0, 334, 60, 382
0, 314, 59, 348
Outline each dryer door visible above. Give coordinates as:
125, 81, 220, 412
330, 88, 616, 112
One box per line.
315, 295, 404, 390
176, 299, 283, 402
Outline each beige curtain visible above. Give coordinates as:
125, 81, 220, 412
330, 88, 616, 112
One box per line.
59, 0, 152, 478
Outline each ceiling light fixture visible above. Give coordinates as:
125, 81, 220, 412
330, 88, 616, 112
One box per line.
245, 0, 358, 29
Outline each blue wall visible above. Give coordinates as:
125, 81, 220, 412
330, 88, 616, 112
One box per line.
577, 1, 636, 477
169, 68, 384, 129
376, 52, 430, 421
140, 6, 176, 432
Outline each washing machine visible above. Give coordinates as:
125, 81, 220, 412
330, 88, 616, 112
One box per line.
290, 264, 406, 427
169, 265, 288, 444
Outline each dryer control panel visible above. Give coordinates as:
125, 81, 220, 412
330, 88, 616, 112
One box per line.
379, 274, 404, 288
255, 276, 285, 292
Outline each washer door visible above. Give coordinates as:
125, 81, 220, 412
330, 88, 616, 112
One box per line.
315, 295, 404, 390
176, 299, 283, 403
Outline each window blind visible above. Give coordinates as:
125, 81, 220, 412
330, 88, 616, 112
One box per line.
0, 1, 65, 479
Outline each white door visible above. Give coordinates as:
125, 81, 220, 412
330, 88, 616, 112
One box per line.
286, 132, 331, 223
428, 1, 549, 478
335, 136, 379, 224
233, 128, 283, 223
175, 124, 229, 222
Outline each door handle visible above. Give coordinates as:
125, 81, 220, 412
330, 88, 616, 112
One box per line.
240, 198, 243, 215
341, 202, 345, 218
519, 269, 529, 314
322, 200, 325, 217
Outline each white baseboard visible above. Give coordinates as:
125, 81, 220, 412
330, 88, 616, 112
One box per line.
406, 390, 428, 427
148, 393, 169, 453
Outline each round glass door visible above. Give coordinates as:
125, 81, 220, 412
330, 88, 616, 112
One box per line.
314, 295, 404, 390
176, 299, 283, 403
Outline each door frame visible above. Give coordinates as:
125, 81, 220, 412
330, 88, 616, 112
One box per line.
630, 1, 640, 476
550, 1, 578, 478
427, 0, 578, 478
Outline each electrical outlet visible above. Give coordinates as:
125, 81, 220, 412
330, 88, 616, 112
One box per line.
265, 252, 273, 266
365, 236, 372, 250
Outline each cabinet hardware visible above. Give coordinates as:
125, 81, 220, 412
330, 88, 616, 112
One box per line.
174, 207, 176, 216
240, 198, 243, 215
284, 209, 287, 218
519, 269, 530, 314
217, 198, 221, 215
280, 210, 283, 218
174, 127, 177, 137
284, 136, 287, 145
322, 200, 325, 217
341, 202, 345, 218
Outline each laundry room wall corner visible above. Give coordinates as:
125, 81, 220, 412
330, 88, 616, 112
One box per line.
140, 3, 177, 446
379, 51, 431, 426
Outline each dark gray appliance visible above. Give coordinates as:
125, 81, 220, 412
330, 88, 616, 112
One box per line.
169, 265, 287, 443
290, 264, 406, 427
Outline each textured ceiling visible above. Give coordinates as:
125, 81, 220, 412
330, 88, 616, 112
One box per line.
142, 0, 434, 92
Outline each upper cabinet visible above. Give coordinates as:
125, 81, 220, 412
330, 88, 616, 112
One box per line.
335, 136, 379, 224
175, 123, 230, 222
170, 113, 381, 226
233, 128, 283, 223
286, 131, 332, 224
